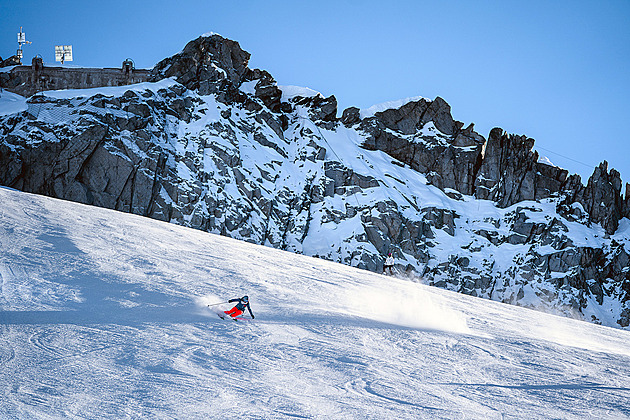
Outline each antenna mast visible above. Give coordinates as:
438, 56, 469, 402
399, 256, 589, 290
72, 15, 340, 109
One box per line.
17, 27, 32, 63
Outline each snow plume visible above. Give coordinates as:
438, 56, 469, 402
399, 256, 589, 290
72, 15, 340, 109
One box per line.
194, 293, 226, 316
532, 313, 630, 357
344, 281, 470, 334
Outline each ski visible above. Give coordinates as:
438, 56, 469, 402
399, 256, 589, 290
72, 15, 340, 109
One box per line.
216, 312, 252, 322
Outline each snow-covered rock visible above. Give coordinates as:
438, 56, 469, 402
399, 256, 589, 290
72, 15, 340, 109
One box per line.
0, 34, 629, 329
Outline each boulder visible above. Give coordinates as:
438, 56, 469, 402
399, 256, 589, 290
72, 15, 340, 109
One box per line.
292, 94, 338, 123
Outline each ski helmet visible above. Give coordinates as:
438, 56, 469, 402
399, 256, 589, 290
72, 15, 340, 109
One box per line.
242, 295, 249, 303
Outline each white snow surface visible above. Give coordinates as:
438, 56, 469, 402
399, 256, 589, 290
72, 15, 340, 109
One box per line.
279, 85, 322, 102
537, 154, 556, 166
239, 80, 259, 95
0, 91, 27, 116
0, 66, 17, 73
360, 95, 428, 119
1, 187, 629, 419
36, 78, 181, 100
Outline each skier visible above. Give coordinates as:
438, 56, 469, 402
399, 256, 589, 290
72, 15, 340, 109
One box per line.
223, 295, 255, 319
383, 252, 395, 275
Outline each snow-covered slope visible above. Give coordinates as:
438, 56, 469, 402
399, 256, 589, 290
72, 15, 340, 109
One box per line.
1, 187, 629, 419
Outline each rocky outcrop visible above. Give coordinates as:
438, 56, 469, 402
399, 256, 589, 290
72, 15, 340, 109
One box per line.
341, 107, 360, 126
152, 35, 251, 91
151, 35, 283, 114
555, 161, 627, 235
0, 92, 182, 221
474, 128, 569, 206
358, 98, 485, 195
359, 108, 627, 236
578, 162, 625, 234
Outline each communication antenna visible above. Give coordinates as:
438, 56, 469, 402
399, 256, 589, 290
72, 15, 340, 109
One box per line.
54, 45, 73, 65
17, 26, 32, 62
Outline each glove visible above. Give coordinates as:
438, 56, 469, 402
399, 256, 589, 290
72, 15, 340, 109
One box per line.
252, 315, 255, 319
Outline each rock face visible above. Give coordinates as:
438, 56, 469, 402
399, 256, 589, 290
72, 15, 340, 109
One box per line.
150, 36, 282, 114
473, 128, 570, 206
358, 107, 628, 236
152, 36, 250, 89
1, 34, 629, 329
358, 97, 485, 195
576, 162, 625, 234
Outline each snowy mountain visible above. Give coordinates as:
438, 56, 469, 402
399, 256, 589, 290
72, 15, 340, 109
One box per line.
1, 34, 629, 329
1, 187, 629, 419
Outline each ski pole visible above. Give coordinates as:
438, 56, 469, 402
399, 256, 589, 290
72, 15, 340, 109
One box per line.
207, 301, 228, 307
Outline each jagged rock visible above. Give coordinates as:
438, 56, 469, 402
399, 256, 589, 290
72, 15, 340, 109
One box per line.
323, 161, 379, 193
422, 207, 457, 236
152, 34, 250, 89
474, 128, 569, 206
365, 97, 461, 136
341, 107, 360, 126
359, 98, 485, 195
577, 161, 624, 234
247, 69, 282, 113
370, 99, 432, 135
150, 35, 286, 116
290, 94, 338, 124
556, 162, 626, 235
422, 97, 462, 136
0, 91, 180, 222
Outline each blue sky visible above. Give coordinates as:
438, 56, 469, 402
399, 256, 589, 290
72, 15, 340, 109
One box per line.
2, 0, 629, 185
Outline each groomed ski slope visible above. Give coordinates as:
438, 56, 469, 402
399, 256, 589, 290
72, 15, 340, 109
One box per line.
0, 187, 629, 419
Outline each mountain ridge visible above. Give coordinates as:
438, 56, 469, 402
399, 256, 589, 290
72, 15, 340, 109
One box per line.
1, 34, 629, 328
